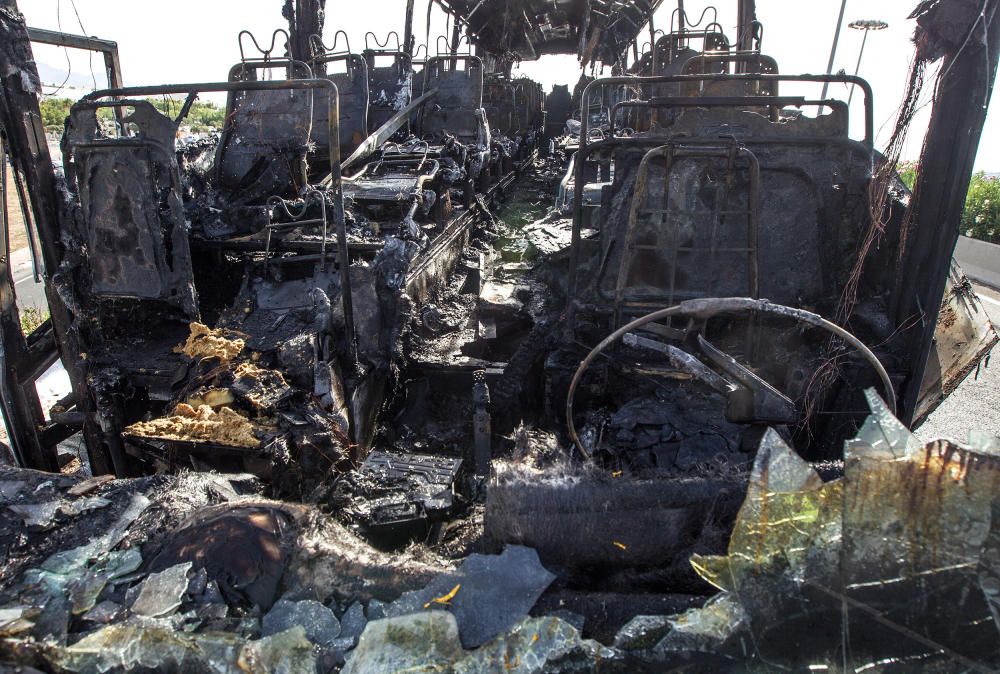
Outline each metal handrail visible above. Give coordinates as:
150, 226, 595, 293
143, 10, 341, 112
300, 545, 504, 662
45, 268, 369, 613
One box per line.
265, 190, 330, 270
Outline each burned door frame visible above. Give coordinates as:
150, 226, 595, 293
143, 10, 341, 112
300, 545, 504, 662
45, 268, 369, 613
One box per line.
0, 8, 129, 473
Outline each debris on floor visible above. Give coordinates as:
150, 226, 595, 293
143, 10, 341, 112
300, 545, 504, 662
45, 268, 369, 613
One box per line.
0, 392, 996, 671
1, 0, 999, 671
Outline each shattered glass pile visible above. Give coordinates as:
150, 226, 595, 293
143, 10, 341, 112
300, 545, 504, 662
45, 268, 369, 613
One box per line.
1, 391, 998, 672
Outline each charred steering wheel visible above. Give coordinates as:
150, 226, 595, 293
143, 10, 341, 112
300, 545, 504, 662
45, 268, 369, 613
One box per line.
565, 297, 895, 460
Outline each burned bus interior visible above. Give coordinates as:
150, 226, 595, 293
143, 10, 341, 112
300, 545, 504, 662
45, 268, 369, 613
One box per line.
1, 0, 1000, 670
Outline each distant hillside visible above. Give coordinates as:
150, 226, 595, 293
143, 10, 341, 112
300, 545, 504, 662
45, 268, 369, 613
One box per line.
35, 61, 98, 90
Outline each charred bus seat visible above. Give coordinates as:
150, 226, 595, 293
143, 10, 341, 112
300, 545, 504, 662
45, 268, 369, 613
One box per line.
552, 73, 884, 462
61, 99, 202, 474
363, 47, 415, 132
308, 41, 370, 174
215, 59, 316, 204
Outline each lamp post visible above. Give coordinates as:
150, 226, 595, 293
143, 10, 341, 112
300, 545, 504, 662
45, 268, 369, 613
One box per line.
847, 19, 888, 104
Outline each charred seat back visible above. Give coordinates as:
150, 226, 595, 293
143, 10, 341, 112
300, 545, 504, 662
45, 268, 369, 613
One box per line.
513, 80, 544, 135
681, 53, 779, 97
484, 78, 516, 137
419, 56, 487, 145
363, 50, 414, 132
651, 30, 728, 75
63, 101, 198, 319
572, 75, 869, 329
310, 52, 369, 166
215, 60, 314, 202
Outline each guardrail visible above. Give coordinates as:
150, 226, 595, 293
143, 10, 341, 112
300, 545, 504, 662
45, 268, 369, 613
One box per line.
955, 235, 1000, 289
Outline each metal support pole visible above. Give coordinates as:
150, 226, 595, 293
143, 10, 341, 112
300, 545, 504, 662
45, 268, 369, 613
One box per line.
403, 0, 417, 54
820, 0, 848, 101
847, 29, 870, 105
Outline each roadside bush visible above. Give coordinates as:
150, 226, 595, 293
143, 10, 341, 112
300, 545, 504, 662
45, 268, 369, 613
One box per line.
898, 160, 918, 191
962, 172, 1000, 244
897, 162, 1000, 245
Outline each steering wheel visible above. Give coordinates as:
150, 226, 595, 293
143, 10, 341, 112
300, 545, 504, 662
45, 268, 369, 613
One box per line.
565, 297, 895, 460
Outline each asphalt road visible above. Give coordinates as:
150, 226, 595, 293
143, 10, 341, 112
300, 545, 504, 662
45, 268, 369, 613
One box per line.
918, 283, 1000, 443
11, 246, 47, 312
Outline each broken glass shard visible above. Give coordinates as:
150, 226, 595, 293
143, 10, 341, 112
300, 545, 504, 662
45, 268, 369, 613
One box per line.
613, 614, 674, 651
239, 626, 317, 674
342, 612, 463, 674
130, 562, 192, 618
452, 616, 614, 673
0, 607, 38, 637
81, 600, 124, 624
384, 545, 555, 648
262, 598, 341, 649
41, 493, 150, 575
338, 602, 366, 645
56, 623, 244, 673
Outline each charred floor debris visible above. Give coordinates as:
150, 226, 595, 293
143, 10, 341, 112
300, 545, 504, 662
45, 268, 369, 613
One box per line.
1, 0, 1000, 670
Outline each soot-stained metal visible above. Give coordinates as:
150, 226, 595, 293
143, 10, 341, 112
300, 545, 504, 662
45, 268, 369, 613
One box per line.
0, 0, 999, 670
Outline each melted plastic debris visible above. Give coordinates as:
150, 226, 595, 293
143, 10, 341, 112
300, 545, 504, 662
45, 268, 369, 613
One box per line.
262, 599, 341, 649
125, 403, 260, 448
147, 504, 293, 611
175, 322, 245, 362
232, 362, 292, 411
130, 562, 192, 618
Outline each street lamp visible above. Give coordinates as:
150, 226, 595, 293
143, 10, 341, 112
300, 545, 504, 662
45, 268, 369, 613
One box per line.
847, 19, 889, 105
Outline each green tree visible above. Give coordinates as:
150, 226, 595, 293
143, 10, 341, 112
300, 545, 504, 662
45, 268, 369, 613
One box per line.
39, 96, 225, 134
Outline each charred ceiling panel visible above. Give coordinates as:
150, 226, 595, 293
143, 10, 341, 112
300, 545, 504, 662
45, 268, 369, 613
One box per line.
443, 0, 662, 65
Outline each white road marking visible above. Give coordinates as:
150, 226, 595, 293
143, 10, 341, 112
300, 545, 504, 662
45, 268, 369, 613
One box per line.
977, 293, 1000, 310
